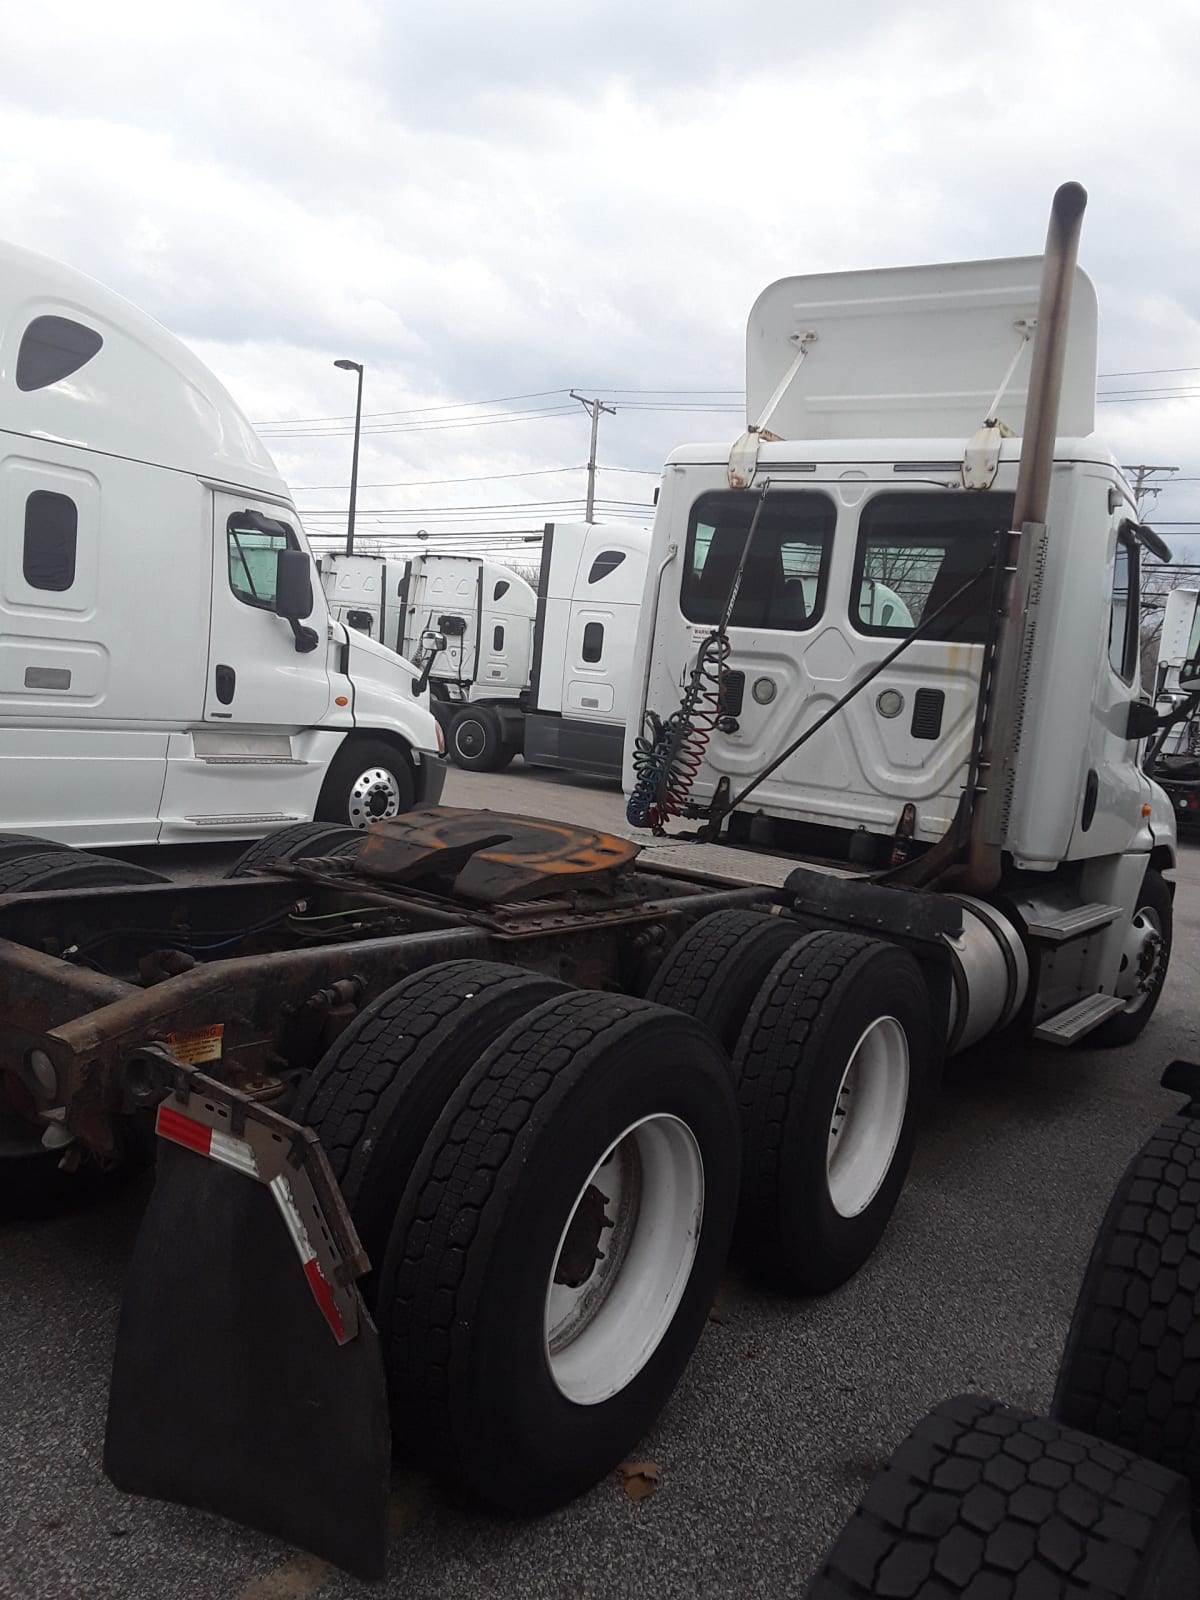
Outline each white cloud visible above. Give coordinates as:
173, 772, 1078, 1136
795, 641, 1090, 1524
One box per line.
3, 0, 1200, 549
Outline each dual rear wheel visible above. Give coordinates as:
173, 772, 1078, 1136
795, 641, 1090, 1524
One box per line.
300, 962, 739, 1512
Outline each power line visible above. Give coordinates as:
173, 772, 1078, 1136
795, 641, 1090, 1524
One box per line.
291, 466, 585, 491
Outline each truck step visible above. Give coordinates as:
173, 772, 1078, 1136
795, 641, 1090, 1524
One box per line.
1024, 902, 1122, 943
1033, 992, 1128, 1045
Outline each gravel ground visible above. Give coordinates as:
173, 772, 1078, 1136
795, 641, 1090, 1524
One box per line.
2, 764, 1197, 1600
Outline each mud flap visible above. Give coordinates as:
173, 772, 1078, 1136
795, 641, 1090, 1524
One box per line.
104, 1078, 390, 1580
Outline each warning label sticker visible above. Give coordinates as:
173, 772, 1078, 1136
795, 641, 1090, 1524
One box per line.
166, 1024, 224, 1065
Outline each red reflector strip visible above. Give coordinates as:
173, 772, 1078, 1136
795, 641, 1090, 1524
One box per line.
269, 1173, 350, 1344
157, 1104, 213, 1156
155, 1104, 258, 1177
303, 1258, 348, 1343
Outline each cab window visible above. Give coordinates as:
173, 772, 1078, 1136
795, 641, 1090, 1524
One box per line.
227, 512, 296, 610
1108, 529, 1140, 682
850, 492, 1014, 642
682, 491, 835, 630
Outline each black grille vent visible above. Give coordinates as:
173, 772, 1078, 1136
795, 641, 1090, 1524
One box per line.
911, 688, 945, 740
720, 670, 745, 717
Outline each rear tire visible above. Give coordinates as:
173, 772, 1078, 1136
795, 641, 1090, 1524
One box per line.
733, 930, 928, 1292
644, 908, 805, 1049
447, 706, 514, 772
294, 961, 568, 1278
803, 1394, 1200, 1599
1052, 1108, 1200, 1499
0, 852, 165, 892
225, 821, 364, 878
377, 991, 740, 1511
315, 739, 416, 829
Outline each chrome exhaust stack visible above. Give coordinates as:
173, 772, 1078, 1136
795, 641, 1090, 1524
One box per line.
964, 181, 1088, 892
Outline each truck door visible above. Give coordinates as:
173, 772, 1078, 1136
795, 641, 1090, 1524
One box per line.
1069, 520, 1152, 855
204, 496, 331, 728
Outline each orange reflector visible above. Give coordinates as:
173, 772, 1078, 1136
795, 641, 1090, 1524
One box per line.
1142, 804, 1152, 817
335, 695, 349, 707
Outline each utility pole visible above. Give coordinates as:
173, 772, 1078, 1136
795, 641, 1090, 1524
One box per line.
571, 391, 616, 522
1126, 463, 1178, 516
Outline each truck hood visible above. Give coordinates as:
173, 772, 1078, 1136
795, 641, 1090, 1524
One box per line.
343, 627, 440, 748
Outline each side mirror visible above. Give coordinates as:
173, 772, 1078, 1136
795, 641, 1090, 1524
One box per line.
1180, 658, 1200, 694
274, 548, 314, 620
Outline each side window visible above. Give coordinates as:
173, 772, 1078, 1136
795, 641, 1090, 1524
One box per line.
493, 580, 510, 601
588, 550, 626, 583
851, 492, 1014, 642
346, 609, 373, 635
227, 513, 295, 610
24, 491, 78, 591
493, 624, 505, 651
17, 316, 104, 392
582, 621, 604, 663
682, 491, 835, 629
1108, 530, 1139, 682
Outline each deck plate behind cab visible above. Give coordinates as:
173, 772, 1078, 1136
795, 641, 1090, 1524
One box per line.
355, 807, 640, 902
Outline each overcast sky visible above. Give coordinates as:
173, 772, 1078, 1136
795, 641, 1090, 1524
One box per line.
5, 0, 1200, 559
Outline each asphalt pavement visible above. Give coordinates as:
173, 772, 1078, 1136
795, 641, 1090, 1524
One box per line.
2, 763, 1198, 1600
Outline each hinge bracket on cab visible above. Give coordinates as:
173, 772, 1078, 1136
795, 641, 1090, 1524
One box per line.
728, 329, 818, 489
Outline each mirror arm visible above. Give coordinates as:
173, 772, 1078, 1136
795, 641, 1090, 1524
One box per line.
289, 620, 320, 653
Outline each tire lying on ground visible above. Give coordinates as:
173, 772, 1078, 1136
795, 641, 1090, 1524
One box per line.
733, 929, 929, 1293
225, 821, 365, 878
803, 1393, 1200, 1599
1052, 1100, 1200, 1498
0, 851, 166, 892
0, 832, 74, 866
644, 907, 807, 1049
377, 991, 740, 1511
294, 960, 568, 1278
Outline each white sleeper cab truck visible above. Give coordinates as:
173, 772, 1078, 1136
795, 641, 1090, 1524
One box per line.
0, 242, 444, 851
627, 182, 1178, 1054
392, 523, 650, 776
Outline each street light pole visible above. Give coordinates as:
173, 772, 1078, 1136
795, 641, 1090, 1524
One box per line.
334, 358, 364, 555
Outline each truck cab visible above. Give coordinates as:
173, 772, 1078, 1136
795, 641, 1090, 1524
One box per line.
0, 242, 445, 847
627, 246, 1177, 1048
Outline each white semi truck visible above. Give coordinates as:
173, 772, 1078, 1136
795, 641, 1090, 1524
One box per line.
0, 185, 1182, 1580
322, 522, 650, 775
626, 185, 1177, 1051
0, 242, 445, 850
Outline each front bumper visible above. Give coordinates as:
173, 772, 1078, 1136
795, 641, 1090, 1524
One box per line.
414, 750, 449, 806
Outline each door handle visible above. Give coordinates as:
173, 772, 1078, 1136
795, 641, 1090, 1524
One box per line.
215, 664, 236, 705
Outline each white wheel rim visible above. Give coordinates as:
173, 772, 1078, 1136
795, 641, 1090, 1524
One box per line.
1115, 905, 1164, 1014
826, 1016, 909, 1219
346, 767, 401, 828
544, 1113, 704, 1406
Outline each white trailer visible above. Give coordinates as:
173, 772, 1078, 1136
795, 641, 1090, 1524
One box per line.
0, 243, 445, 849
627, 185, 1178, 1051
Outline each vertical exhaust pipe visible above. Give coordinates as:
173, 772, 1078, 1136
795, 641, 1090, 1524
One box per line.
963, 181, 1088, 892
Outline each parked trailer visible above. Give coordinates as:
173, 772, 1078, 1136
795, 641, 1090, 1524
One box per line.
0, 243, 445, 850
0, 185, 1182, 1579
